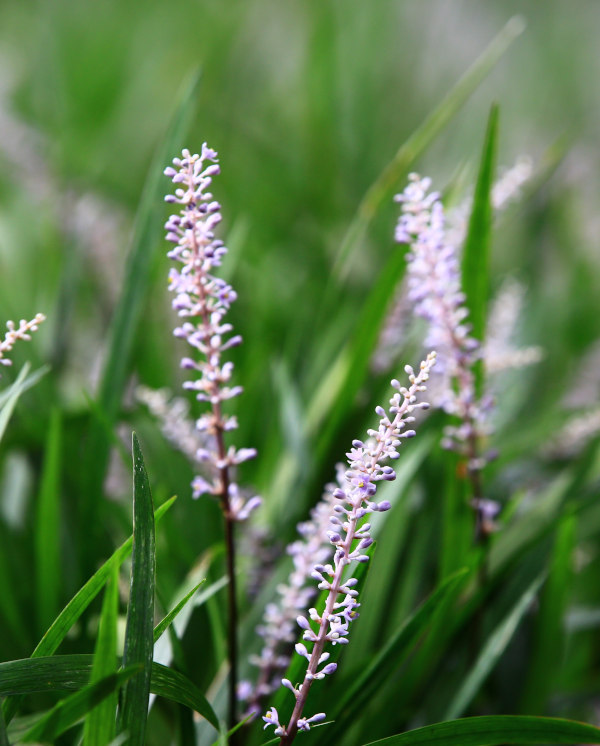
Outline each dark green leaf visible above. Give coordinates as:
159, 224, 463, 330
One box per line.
444, 572, 545, 720
1, 497, 176, 725
0, 655, 218, 731
360, 715, 600, 745
83, 561, 120, 746
323, 569, 468, 742
20, 667, 139, 743
461, 104, 498, 396
34, 408, 62, 634
116, 434, 156, 746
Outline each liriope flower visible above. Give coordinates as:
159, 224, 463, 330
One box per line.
0, 313, 46, 375
264, 352, 436, 743
244, 468, 342, 714
164, 145, 261, 521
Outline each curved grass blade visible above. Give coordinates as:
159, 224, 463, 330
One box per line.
320, 569, 468, 743
0, 655, 218, 731
444, 572, 545, 720
83, 561, 120, 746
1, 498, 176, 725
154, 579, 206, 644
34, 408, 62, 634
360, 715, 600, 745
19, 667, 139, 743
151, 663, 218, 731
0, 363, 49, 442
520, 512, 576, 713
461, 103, 498, 396
81, 69, 201, 569
332, 17, 524, 280
116, 434, 156, 746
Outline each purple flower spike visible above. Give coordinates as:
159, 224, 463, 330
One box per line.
264, 352, 436, 742
164, 146, 261, 523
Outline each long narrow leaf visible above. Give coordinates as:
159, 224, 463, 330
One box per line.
360, 715, 600, 745
154, 580, 206, 644
0, 655, 218, 731
1, 497, 176, 725
444, 573, 545, 720
331, 17, 524, 279
321, 569, 468, 743
83, 561, 120, 746
461, 103, 498, 396
19, 668, 139, 743
116, 434, 156, 746
34, 408, 62, 634
81, 70, 201, 568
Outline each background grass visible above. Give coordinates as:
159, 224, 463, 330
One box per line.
0, 2, 600, 745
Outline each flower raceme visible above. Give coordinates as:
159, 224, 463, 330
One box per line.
0, 313, 46, 375
164, 145, 261, 522
264, 352, 436, 743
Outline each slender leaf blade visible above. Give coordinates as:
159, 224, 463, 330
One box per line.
360, 715, 600, 745
19, 668, 139, 743
332, 17, 524, 279
116, 434, 156, 745
34, 407, 62, 634
461, 104, 498, 396
154, 580, 206, 644
83, 561, 120, 746
444, 573, 545, 721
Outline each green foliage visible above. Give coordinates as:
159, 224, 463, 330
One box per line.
0, 3, 599, 746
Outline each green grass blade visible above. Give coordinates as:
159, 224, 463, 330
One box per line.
0, 655, 218, 730
83, 561, 120, 746
0, 655, 93, 696
0, 364, 30, 442
332, 17, 524, 279
520, 512, 576, 713
0, 707, 7, 746
19, 667, 139, 743
322, 569, 468, 742
312, 246, 409, 453
154, 579, 206, 644
34, 408, 62, 634
1, 497, 175, 725
150, 663, 219, 731
443, 573, 545, 721
461, 104, 498, 396
116, 434, 156, 746
81, 70, 201, 568
360, 715, 600, 745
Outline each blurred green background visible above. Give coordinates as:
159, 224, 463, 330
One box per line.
1, 1, 600, 742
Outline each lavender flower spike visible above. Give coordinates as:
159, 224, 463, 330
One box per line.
264, 352, 436, 745
0, 313, 46, 374
165, 145, 260, 727
164, 145, 260, 522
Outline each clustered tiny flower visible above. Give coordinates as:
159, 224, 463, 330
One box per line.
263, 352, 436, 742
0, 313, 46, 375
395, 174, 489, 468
245, 469, 341, 714
164, 146, 260, 521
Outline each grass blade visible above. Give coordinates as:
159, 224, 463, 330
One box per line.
116, 433, 156, 746
150, 663, 219, 731
154, 580, 206, 644
34, 408, 62, 634
320, 569, 468, 743
81, 69, 201, 570
443, 573, 545, 721
83, 561, 120, 746
19, 667, 139, 743
332, 17, 524, 279
461, 103, 498, 395
360, 715, 600, 745
1, 497, 176, 725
